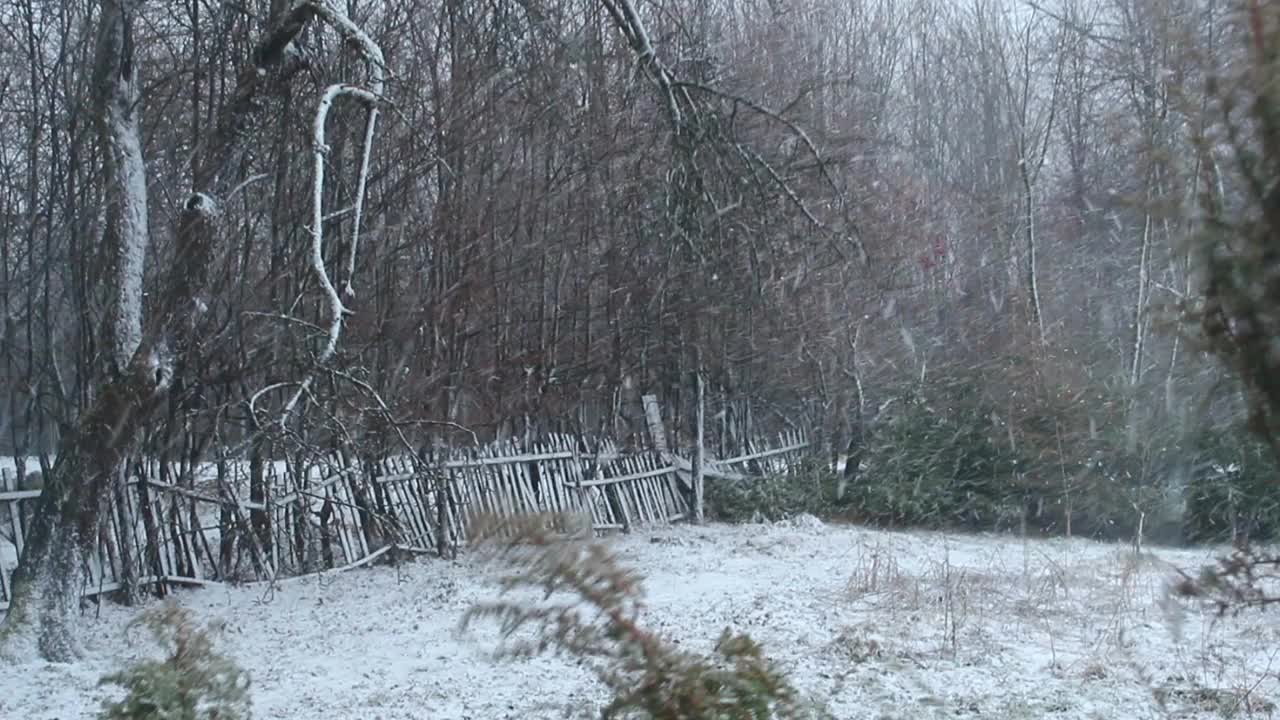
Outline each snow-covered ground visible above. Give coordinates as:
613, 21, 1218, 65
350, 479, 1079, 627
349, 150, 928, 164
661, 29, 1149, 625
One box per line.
1, 519, 1275, 719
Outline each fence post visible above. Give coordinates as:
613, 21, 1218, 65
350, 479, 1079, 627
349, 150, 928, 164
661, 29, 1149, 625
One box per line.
438, 465, 452, 558
642, 394, 668, 455
694, 373, 705, 524
2, 469, 23, 560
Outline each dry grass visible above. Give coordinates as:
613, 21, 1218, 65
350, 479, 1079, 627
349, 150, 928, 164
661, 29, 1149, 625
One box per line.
845, 540, 913, 603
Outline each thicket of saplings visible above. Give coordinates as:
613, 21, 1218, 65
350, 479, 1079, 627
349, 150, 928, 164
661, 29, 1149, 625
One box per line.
709, 364, 1278, 547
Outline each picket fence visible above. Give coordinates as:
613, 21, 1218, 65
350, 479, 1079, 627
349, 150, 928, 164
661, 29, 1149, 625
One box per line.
0, 429, 808, 610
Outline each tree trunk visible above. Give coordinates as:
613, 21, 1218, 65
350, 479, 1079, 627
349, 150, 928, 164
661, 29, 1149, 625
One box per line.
0, 0, 152, 662
1020, 157, 1046, 345
2, 374, 152, 660
1129, 206, 1153, 389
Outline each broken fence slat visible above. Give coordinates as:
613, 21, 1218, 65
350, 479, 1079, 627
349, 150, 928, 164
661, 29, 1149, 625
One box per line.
0, 490, 41, 501
272, 466, 361, 506
575, 464, 676, 488
719, 441, 809, 466
666, 454, 746, 482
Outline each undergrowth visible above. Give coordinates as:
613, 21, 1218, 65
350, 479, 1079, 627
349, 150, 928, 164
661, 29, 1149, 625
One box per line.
98, 602, 251, 720
458, 512, 828, 719
705, 459, 841, 524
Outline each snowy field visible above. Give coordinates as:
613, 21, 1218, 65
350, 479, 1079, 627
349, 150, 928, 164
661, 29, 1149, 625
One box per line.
1, 518, 1277, 719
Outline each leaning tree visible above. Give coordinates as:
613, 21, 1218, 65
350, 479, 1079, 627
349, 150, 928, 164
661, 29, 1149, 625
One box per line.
0, 0, 385, 661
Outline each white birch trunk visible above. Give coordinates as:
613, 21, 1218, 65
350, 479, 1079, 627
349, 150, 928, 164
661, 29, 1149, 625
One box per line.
694, 372, 705, 524
1020, 157, 1046, 344
1130, 208, 1153, 388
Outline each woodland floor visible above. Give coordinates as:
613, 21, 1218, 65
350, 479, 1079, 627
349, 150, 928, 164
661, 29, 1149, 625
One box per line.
1, 518, 1277, 719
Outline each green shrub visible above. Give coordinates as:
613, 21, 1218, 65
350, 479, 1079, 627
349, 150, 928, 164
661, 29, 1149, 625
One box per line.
99, 602, 251, 720
1184, 427, 1280, 543
705, 459, 844, 523
852, 389, 1021, 530
707, 356, 1252, 544
460, 513, 827, 719
833, 362, 1195, 542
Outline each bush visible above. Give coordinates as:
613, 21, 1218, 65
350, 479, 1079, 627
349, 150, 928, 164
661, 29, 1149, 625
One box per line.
851, 388, 1021, 530
99, 602, 251, 720
1184, 427, 1280, 544
460, 513, 827, 719
833, 362, 1193, 542
705, 358, 1249, 544
705, 459, 844, 523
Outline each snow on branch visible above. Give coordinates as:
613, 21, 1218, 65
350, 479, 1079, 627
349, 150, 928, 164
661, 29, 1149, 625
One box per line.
599, 0, 687, 131
674, 80, 867, 265
277, 1, 385, 421
294, 0, 386, 298
597, 1, 863, 264
307, 83, 379, 357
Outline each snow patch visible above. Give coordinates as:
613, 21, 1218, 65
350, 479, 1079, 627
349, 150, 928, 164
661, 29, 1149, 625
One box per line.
0, 524, 1266, 719
186, 192, 219, 217
775, 512, 825, 530
142, 340, 174, 392
106, 104, 149, 368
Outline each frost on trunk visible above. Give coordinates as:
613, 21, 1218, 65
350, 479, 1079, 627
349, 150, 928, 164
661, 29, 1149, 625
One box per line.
599, 0, 684, 129
95, 0, 149, 371
1, 465, 91, 662
0, 384, 143, 661
280, 1, 384, 419
1130, 207, 1153, 388
279, 83, 378, 420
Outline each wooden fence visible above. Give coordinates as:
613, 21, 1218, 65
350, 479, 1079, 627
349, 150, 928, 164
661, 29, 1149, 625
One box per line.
0, 429, 808, 611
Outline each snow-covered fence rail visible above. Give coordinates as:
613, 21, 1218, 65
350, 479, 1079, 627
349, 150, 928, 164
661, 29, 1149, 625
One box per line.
718, 429, 809, 476
0, 429, 807, 611
0, 481, 39, 607
376, 436, 689, 548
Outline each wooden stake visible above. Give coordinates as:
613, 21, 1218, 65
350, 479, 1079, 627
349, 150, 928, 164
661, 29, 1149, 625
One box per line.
642, 394, 669, 455
694, 372, 705, 524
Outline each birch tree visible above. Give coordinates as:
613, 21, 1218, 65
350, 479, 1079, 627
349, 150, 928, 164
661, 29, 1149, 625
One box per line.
993, 9, 1066, 345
